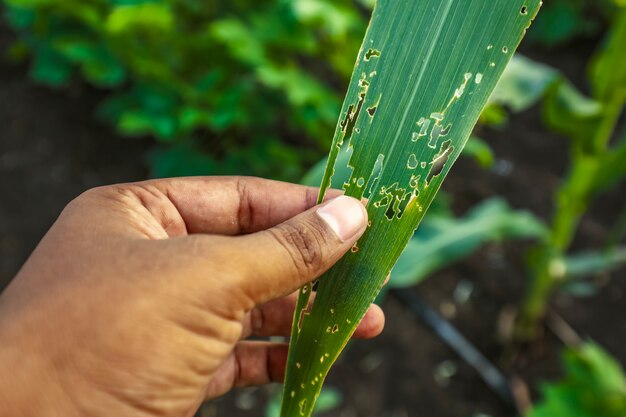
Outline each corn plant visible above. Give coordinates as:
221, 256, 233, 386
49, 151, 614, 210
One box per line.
518, 4, 626, 339
527, 342, 626, 417
280, 2, 541, 416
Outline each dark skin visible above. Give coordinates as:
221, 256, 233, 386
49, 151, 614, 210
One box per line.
0, 177, 384, 417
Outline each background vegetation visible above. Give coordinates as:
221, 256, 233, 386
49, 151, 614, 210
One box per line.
1, 0, 625, 416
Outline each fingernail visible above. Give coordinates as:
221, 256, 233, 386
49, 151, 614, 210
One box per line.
316, 196, 367, 242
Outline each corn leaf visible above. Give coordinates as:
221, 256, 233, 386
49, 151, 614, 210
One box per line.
281, 2, 541, 416
527, 343, 626, 417
392, 198, 547, 288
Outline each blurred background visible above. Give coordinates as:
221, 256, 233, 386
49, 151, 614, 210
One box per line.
1, 1, 625, 416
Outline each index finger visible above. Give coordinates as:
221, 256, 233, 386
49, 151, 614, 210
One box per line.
132, 176, 343, 236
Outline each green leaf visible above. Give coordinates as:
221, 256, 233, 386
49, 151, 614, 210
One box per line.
391, 198, 546, 288
29, 47, 73, 87
281, 2, 541, 416
54, 37, 126, 87
118, 110, 178, 141
4, 5, 36, 30
291, 0, 360, 38
209, 18, 266, 66
527, 0, 596, 47
488, 54, 558, 112
528, 343, 626, 417
105, 3, 174, 35
593, 138, 626, 194
148, 142, 217, 178
267, 387, 342, 417
464, 136, 495, 168
590, 8, 626, 103
542, 80, 604, 147
118, 110, 154, 136
554, 247, 626, 280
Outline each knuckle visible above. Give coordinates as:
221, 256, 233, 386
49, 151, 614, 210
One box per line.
62, 185, 117, 213
236, 177, 254, 234
269, 220, 327, 275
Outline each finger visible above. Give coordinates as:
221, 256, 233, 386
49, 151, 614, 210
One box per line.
204, 342, 288, 399
113, 177, 344, 236
241, 292, 385, 339
226, 195, 368, 305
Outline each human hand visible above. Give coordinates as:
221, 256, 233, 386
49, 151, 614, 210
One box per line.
0, 177, 384, 417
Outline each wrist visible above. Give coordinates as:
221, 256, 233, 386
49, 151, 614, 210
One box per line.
0, 309, 80, 417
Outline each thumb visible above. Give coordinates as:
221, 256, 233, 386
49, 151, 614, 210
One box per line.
230, 195, 368, 305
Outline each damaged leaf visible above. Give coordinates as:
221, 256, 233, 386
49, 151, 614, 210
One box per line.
281, 1, 542, 416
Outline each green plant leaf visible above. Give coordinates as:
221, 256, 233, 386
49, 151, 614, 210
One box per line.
391, 198, 546, 288
281, 2, 541, 416
148, 142, 217, 178
542, 80, 604, 147
553, 247, 626, 280
526, 0, 595, 47
590, 8, 626, 103
291, 0, 360, 38
105, 3, 174, 35
267, 387, 342, 417
464, 136, 495, 168
4, 4, 36, 30
29, 47, 73, 87
592, 138, 626, 196
301, 136, 494, 189
488, 54, 559, 112
528, 343, 626, 417
53, 37, 127, 87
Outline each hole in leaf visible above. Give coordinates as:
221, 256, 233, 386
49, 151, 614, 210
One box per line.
407, 154, 419, 169
413, 117, 430, 142
377, 183, 412, 220
364, 48, 381, 61
299, 399, 308, 416
427, 140, 454, 184
428, 117, 451, 149
340, 93, 366, 139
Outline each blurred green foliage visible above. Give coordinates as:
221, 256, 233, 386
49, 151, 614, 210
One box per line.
518, 6, 626, 337
2, 0, 373, 179
528, 0, 615, 46
2, 0, 620, 181
392, 199, 546, 288
528, 343, 626, 417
